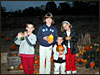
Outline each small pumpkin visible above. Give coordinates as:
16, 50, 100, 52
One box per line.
36, 65, 39, 69
56, 45, 65, 52
51, 56, 53, 62
66, 37, 70, 39
48, 34, 54, 43
90, 62, 95, 67
83, 59, 87, 63
19, 63, 23, 70
84, 45, 91, 51
37, 56, 40, 59
34, 60, 39, 64
35, 70, 39, 74
12, 54, 16, 56
6, 37, 10, 41
77, 58, 81, 62
10, 44, 16, 50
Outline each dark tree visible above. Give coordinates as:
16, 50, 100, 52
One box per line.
45, 1, 57, 15
58, 2, 71, 15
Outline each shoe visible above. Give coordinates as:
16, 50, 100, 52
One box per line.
72, 71, 77, 74
66, 71, 71, 74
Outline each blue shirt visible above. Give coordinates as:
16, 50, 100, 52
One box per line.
37, 24, 58, 47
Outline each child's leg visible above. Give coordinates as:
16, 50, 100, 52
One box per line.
54, 63, 60, 74
61, 62, 66, 74
39, 45, 46, 74
21, 57, 30, 74
70, 54, 76, 71
29, 56, 35, 74
66, 48, 71, 72
45, 46, 52, 74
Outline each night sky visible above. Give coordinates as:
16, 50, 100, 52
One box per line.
1, 1, 73, 12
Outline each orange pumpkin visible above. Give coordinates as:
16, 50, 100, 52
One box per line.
77, 58, 81, 62
66, 37, 70, 39
48, 34, 54, 43
37, 56, 40, 59
35, 70, 39, 74
12, 54, 16, 56
75, 60, 78, 64
6, 37, 10, 41
36, 65, 39, 69
56, 45, 65, 52
19, 63, 23, 70
34, 60, 39, 64
90, 62, 95, 67
10, 44, 16, 50
84, 45, 91, 51
81, 58, 84, 62
83, 59, 87, 63
51, 56, 53, 62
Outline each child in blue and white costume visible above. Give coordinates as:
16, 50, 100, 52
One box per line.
37, 12, 58, 74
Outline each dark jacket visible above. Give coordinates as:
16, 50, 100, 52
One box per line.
37, 24, 58, 47
63, 29, 79, 55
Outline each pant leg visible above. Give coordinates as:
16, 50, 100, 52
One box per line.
54, 63, 60, 74
39, 45, 46, 74
66, 48, 71, 71
70, 54, 76, 71
61, 62, 66, 74
29, 56, 35, 74
45, 46, 52, 74
21, 57, 30, 74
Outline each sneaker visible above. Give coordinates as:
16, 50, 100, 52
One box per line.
66, 71, 71, 74
72, 71, 77, 74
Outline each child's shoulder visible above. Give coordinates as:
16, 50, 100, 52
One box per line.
31, 33, 36, 37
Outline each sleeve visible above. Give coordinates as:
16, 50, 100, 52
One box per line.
53, 27, 58, 43
53, 45, 60, 55
37, 27, 44, 43
25, 35, 37, 46
14, 37, 22, 45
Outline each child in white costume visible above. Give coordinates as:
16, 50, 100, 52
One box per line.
53, 34, 67, 74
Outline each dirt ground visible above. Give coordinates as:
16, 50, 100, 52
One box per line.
1, 16, 99, 74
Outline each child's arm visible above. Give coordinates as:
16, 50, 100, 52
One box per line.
53, 45, 60, 55
53, 27, 58, 43
14, 33, 24, 45
14, 37, 22, 45
25, 35, 37, 46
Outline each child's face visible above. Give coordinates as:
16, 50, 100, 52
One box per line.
45, 17, 52, 25
56, 37, 63, 45
63, 23, 70, 31
26, 24, 34, 33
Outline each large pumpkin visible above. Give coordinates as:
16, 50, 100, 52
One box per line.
56, 45, 65, 52
19, 63, 23, 70
84, 45, 91, 51
48, 34, 54, 43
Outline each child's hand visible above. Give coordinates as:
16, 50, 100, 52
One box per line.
59, 55, 63, 57
59, 51, 64, 55
17, 32, 24, 38
48, 40, 53, 44
24, 31, 28, 37
43, 36, 48, 41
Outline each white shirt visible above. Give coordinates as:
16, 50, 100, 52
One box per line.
66, 31, 71, 48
